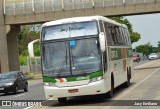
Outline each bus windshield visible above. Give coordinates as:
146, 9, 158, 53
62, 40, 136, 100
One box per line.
42, 38, 102, 77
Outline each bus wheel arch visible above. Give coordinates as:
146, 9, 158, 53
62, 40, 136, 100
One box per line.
124, 67, 131, 87
107, 73, 114, 98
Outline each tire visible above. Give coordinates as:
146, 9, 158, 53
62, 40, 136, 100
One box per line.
124, 69, 131, 87
58, 98, 67, 103
14, 86, 18, 94
107, 76, 114, 98
24, 83, 28, 92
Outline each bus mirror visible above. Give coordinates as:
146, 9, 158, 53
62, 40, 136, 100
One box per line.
99, 32, 106, 52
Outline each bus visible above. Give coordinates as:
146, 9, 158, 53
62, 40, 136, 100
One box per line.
40, 16, 133, 103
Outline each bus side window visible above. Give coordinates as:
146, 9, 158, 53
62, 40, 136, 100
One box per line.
119, 27, 124, 45
115, 26, 122, 45
104, 23, 114, 46
122, 28, 127, 45
126, 29, 131, 45
111, 26, 118, 45
124, 29, 129, 45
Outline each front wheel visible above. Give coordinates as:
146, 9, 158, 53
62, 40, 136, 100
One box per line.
58, 97, 67, 103
24, 83, 28, 92
106, 76, 114, 98
14, 86, 18, 94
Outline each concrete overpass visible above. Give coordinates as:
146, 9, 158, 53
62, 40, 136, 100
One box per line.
0, 0, 160, 72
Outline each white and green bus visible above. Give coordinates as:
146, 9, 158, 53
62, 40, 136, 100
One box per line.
41, 16, 133, 103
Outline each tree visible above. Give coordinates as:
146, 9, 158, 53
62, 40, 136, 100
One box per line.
110, 17, 141, 44
158, 41, 160, 52
17, 25, 41, 56
136, 42, 153, 55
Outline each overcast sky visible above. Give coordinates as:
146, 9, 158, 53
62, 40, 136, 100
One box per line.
125, 13, 160, 48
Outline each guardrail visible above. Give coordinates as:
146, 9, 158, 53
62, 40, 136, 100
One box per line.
4, 0, 160, 15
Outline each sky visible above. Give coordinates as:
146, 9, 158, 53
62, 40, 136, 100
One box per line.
125, 13, 160, 48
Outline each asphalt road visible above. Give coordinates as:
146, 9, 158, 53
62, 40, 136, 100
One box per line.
0, 60, 159, 109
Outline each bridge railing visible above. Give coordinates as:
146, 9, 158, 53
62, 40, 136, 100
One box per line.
4, 0, 160, 15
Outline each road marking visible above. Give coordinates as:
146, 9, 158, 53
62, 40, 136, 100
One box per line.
14, 93, 25, 97
102, 68, 160, 109
24, 106, 34, 109
116, 68, 160, 100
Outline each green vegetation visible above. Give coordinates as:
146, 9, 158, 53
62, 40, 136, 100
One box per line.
110, 17, 141, 44
136, 41, 160, 55
18, 25, 41, 65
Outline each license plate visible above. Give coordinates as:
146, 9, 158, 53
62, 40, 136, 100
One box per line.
68, 89, 78, 93
0, 87, 4, 90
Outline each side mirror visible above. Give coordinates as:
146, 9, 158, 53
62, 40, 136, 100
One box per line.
99, 32, 106, 52
18, 75, 22, 79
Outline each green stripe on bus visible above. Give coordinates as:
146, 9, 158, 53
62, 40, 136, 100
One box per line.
43, 77, 57, 83
43, 71, 103, 83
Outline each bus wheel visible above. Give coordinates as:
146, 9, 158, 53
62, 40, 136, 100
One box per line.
107, 75, 114, 98
124, 69, 131, 87
58, 97, 67, 103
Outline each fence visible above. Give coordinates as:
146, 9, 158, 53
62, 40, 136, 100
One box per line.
20, 57, 41, 73
4, 0, 160, 15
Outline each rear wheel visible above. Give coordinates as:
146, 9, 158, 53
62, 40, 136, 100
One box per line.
58, 97, 67, 103
107, 75, 114, 98
124, 68, 131, 87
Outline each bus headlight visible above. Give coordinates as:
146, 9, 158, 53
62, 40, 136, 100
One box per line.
89, 76, 103, 83
44, 82, 57, 87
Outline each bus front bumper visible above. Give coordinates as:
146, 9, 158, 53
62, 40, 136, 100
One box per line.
44, 80, 108, 99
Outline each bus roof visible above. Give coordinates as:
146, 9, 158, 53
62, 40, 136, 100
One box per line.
42, 16, 128, 28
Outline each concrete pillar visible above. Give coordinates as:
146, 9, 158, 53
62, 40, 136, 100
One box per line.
7, 25, 20, 71
0, 0, 9, 72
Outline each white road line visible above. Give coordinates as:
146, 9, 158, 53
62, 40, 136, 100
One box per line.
14, 93, 25, 97
24, 106, 34, 109
116, 67, 160, 100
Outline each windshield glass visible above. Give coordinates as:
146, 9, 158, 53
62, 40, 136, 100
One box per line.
0, 72, 17, 79
42, 38, 102, 77
70, 38, 101, 75
43, 42, 70, 77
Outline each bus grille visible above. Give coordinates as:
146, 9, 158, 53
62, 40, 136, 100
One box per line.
55, 80, 90, 87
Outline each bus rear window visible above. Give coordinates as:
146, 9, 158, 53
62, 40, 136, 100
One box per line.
42, 21, 98, 41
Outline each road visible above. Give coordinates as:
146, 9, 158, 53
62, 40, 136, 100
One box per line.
0, 60, 160, 109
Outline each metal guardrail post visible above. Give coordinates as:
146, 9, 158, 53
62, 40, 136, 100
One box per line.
92, 0, 95, 8
42, 0, 44, 12
52, 0, 54, 11
3, 0, 6, 14
103, 0, 105, 7
62, 0, 64, 10
14, 3, 16, 15
31, 0, 33, 12
113, 0, 115, 6
72, 0, 74, 10
82, 0, 84, 9
23, 2, 25, 14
